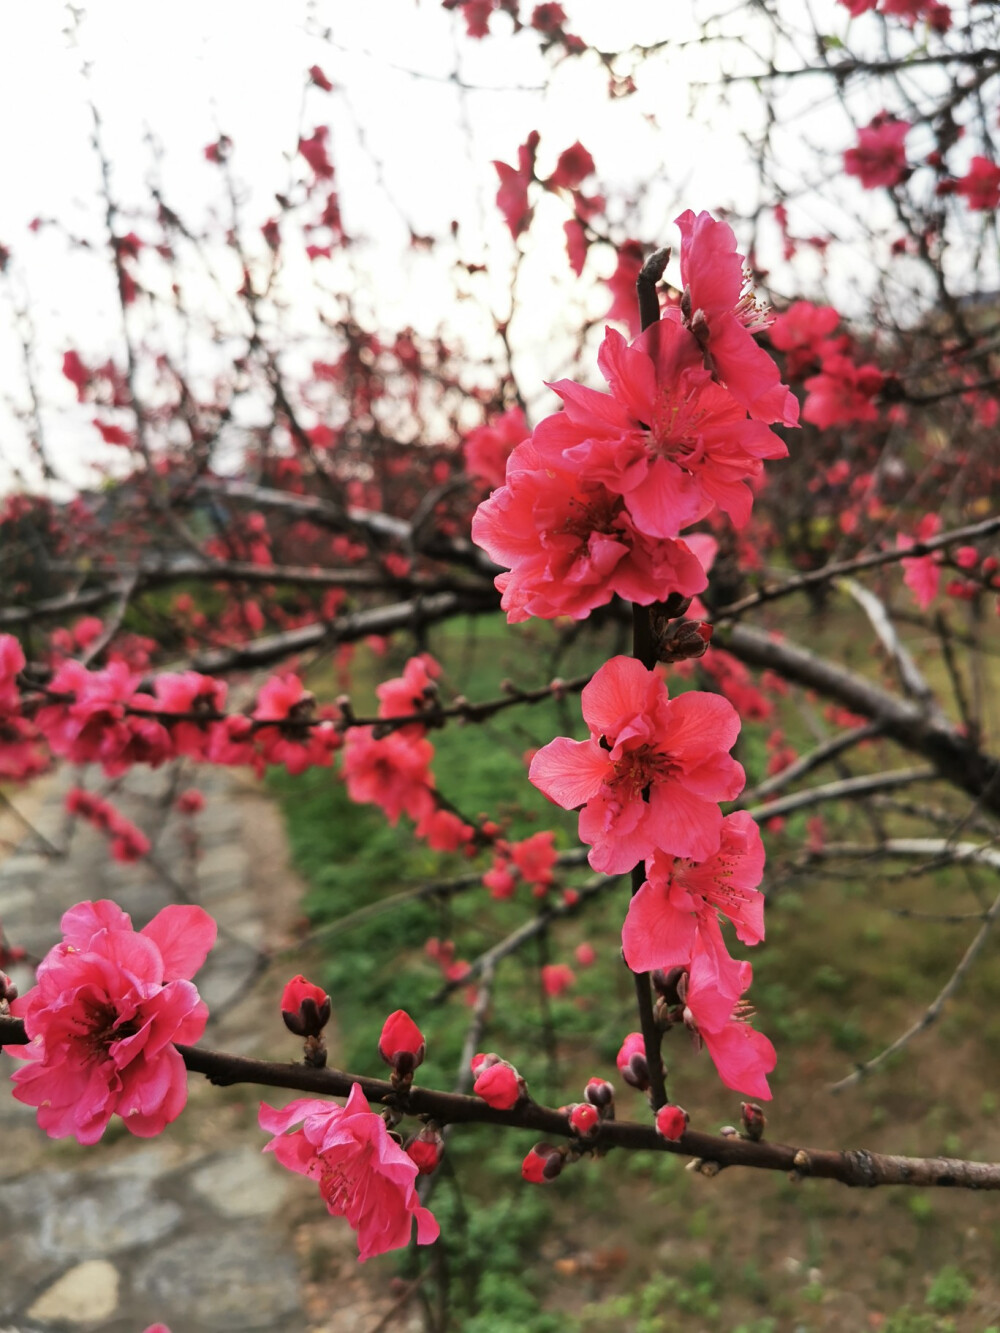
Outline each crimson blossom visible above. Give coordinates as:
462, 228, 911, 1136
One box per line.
843, 114, 911, 189
529, 656, 745, 873
5, 900, 216, 1144
260, 1085, 439, 1262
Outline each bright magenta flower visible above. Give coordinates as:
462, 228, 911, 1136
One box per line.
671, 209, 800, 427
622, 811, 765, 973
844, 114, 910, 190
471, 437, 709, 621
6, 900, 216, 1144
530, 657, 745, 874
259, 1086, 439, 1262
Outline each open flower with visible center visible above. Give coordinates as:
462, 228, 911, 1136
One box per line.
529, 320, 787, 539
5, 899, 216, 1144
471, 437, 709, 622
259, 1085, 439, 1262
622, 811, 765, 973
529, 656, 745, 874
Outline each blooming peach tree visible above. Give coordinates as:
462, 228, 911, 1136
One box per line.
1, 0, 1000, 1312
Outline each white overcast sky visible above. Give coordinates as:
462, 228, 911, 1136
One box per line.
0, 0, 974, 493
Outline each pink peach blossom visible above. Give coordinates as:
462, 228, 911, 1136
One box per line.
683, 937, 776, 1099
342, 728, 435, 825
530, 656, 744, 874
6, 900, 216, 1144
259, 1085, 439, 1261
671, 210, 800, 427
622, 811, 766, 974
844, 115, 910, 190
471, 437, 709, 621
463, 407, 529, 490
531, 322, 787, 537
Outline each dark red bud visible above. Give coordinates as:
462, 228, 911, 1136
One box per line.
655, 1104, 689, 1141
280, 974, 331, 1037
584, 1077, 615, 1109
741, 1102, 766, 1141
406, 1126, 445, 1175
378, 1009, 426, 1076
522, 1142, 564, 1184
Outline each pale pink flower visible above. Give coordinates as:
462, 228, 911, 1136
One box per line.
6, 900, 215, 1144
529, 656, 745, 874
622, 811, 765, 973
259, 1086, 439, 1262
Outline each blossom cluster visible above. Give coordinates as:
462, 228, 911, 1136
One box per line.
473, 211, 793, 624
472, 211, 788, 1100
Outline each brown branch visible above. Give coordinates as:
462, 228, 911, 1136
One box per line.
714, 515, 1000, 621
718, 623, 1000, 817
738, 723, 884, 805
746, 767, 937, 822
188, 592, 500, 674
3, 1018, 999, 1188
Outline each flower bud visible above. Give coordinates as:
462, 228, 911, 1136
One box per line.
616, 1032, 650, 1091
568, 1102, 599, 1136
280, 975, 331, 1038
406, 1126, 445, 1175
741, 1102, 766, 1142
651, 967, 687, 1005
472, 1054, 525, 1109
584, 1077, 615, 1109
522, 1142, 564, 1184
655, 1103, 689, 1141
656, 618, 713, 664
378, 1009, 426, 1077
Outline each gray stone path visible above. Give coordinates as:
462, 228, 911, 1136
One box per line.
0, 762, 313, 1333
